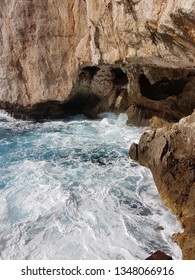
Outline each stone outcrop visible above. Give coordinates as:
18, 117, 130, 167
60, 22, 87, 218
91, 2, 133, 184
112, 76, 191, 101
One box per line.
130, 111, 195, 259
0, 0, 195, 120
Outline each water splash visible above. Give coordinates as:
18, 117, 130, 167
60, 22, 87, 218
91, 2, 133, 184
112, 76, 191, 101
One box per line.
0, 111, 182, 259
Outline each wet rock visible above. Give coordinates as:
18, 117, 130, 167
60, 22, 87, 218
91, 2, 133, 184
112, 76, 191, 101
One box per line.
146, 250, 172, 260
129, 143, 138, 161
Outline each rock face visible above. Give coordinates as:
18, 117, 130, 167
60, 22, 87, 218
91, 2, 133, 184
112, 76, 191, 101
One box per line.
0, 0, 195, 119
130, 111, 195, 259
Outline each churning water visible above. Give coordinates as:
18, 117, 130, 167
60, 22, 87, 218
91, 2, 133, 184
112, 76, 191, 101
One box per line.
0, 111, 181, 260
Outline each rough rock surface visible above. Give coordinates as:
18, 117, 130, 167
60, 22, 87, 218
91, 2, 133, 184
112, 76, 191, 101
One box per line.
146, 250, 172, 260
130, 111, 195, 259
0, 0, 195, 119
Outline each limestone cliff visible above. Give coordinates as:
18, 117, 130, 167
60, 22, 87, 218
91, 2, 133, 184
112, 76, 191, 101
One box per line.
130, 111, 195, 259
0, 0, 195, 119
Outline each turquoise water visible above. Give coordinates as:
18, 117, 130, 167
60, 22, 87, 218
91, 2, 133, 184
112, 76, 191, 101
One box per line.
0, 111, 181, 259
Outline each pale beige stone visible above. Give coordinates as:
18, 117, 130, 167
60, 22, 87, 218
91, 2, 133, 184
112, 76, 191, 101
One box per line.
0, 0, 194, 109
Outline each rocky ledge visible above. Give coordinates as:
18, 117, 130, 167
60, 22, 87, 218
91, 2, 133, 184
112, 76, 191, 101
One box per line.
130, 111, 195, 259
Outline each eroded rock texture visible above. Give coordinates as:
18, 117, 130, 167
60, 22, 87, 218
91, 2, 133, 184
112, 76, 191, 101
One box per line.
0, 0, 195, 119
130, 111, 195, 259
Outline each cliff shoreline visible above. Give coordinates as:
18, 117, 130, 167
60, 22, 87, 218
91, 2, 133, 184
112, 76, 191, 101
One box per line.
0, 0, 195, 258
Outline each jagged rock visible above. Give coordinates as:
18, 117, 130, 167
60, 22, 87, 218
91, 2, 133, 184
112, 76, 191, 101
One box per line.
130, 111, 195, 259
0, 1, 195, 120
146, 250, 172, 260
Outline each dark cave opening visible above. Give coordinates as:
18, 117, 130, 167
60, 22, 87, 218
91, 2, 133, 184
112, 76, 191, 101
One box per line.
139, 74, 188, 101
62, 92, 101, 115
81, 66, 100, 79
111, 68, 128, 86
22, 92, 101, 120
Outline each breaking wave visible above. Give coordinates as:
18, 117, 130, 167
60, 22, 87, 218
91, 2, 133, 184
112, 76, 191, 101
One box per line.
0, 111, 182, 259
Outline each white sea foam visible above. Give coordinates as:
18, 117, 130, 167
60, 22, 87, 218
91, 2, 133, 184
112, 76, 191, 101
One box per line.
0, 112, 182, 259
0, 110, 16, 122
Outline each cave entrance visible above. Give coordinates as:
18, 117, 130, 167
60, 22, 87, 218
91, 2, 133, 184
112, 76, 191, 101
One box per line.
111, 68, 128, 86
62, 92, 101, 115
139, 74, 188, 101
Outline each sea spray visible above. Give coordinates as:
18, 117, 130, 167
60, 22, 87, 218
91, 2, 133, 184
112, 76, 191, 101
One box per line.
0, 111, 182, 259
